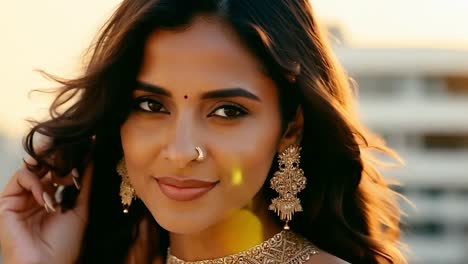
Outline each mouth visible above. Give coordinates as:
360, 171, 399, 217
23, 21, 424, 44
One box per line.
155, 177, 219, 201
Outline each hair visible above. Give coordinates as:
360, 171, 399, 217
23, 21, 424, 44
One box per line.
23, 0, 407, 263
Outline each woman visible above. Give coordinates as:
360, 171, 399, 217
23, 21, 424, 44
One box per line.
0, 0, 407, 263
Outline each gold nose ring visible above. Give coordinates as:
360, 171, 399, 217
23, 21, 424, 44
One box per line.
195, 146, 205, 161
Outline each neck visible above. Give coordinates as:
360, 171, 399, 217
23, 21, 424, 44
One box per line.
168, 199, 282, 261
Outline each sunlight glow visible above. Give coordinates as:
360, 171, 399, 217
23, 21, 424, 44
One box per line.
1, 0, 467, 137
311, 0, 468, 49
218, 209, 263, 254
230, 165, 243, 186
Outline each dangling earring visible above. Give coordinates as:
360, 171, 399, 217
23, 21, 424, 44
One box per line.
269, 145, 306, 230
116, 158, 135, 214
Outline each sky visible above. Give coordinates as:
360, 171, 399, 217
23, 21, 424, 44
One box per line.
312, 0, 468, 49
1, 0, 468, 137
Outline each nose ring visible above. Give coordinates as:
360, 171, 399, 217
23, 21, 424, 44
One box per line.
195, 146, 205, 161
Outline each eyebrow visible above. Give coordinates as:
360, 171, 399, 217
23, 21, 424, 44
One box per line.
135, 80, 261, 102
135, 81, 172, 97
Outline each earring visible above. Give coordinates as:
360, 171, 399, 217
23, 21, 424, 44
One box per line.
269, 145, 306, 230
116, 158, 135, 214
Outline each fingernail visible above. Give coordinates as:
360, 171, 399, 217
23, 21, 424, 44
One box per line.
23, 155, 38, 166
73, 178, 81, 190
42, 192, 56, 212
71, 168, 81, 190
71, 168, 79, 178
72, 177, 81, 190
54, 185, 65, 204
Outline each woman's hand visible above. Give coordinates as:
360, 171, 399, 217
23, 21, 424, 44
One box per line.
0, 160, 92, 264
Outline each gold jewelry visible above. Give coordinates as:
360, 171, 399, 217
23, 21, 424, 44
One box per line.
269, 145, 306, 230
166, 230, 318, 264
116, 158, 135, 213
195, 146, 205, 161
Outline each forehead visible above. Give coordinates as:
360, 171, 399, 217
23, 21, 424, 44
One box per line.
137, 16, 275, 93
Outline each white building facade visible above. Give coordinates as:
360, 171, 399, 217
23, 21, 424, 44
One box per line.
334, 46, 468, 264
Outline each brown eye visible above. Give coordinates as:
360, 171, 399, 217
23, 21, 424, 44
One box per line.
133, 97, 169, 114
209, 104, 248, 119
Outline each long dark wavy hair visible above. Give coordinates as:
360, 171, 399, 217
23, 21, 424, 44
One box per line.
23, 0, 407, 263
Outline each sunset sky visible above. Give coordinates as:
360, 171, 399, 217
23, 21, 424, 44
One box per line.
1, 0, 468, 137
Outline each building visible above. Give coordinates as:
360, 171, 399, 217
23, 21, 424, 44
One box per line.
333, 45, 468, 264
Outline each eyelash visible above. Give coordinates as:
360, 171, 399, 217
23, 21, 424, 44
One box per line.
132, 97, 249, 119
208, 103, 249, 119
132, 97, 169, 114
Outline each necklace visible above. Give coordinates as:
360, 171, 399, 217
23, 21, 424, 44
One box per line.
166, 230, 318, 264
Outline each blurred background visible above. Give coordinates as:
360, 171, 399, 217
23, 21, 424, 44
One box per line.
1, 1, 467, 263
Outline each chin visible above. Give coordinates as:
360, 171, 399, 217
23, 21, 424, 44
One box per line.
149, 208, 220, 234
160, 222, 208, 234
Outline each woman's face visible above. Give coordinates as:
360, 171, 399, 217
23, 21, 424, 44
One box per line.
120, 17, 284, 234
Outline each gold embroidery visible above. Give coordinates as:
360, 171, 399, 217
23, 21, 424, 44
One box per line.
166, 231, 318, 264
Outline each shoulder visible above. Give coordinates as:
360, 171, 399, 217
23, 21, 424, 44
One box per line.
305, 248, 350, 264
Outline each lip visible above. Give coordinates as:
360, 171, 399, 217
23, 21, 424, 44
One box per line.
155, 177, 219, 201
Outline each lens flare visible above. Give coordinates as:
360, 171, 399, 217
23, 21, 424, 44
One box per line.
230, 166, 243, 186
219, 209, 264, 253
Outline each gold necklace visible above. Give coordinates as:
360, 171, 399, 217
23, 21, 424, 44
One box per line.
166, 230, 318, 264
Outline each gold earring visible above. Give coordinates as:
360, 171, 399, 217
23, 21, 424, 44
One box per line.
116, 158, 135, 214
269, 145, 306, 230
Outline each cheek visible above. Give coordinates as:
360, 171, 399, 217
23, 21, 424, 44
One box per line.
120, 115, 166, 160
209, 115, 281, 203
120, 116, 167, 191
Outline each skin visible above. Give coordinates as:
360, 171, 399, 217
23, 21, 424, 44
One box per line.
0, 157, 93, 264
0, 15, 348, 264
120, 16, 303, 261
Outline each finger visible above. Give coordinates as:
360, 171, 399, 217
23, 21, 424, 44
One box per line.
75, 162, 93, 207
1, 168, 47, 207
21, 157, 49, 179
38, 174, 58, 212
49, 169, 75, 187
23, 154, 38, 166
41, 172, 63, 200
22, 134, 53, 174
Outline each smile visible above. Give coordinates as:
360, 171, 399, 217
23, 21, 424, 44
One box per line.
155, 177, 219, 201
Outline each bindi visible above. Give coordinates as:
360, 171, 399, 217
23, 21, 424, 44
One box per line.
184, 95, 188, 99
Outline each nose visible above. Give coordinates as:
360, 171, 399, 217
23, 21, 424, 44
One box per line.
161, 112, 201, 169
